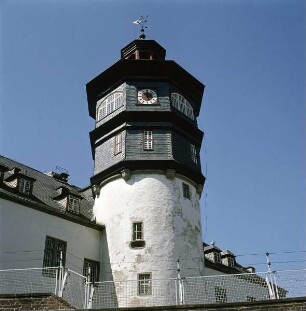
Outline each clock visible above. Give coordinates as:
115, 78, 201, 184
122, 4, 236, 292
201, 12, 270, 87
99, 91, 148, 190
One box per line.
137, 89, 158, 105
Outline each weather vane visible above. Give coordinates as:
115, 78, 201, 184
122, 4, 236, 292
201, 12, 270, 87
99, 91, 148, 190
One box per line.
133, 15, 149, 39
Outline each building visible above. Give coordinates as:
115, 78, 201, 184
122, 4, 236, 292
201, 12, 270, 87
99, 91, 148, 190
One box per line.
0, 35, 286, 308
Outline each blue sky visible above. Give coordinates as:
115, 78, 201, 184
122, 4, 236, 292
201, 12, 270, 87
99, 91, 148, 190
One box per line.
1, 0, 305, 272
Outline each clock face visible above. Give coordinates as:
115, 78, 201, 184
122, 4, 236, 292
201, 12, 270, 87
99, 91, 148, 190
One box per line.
138, 89, 158, 105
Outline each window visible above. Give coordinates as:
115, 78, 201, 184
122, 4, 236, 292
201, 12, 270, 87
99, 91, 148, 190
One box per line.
83, 259, 100, 283
133, 222, 143, 241
114, 133, 122, 155
215, 286, 227, 303
214, 252, 222, 264
191, 144, 197, 164
228, 257, 235, 267
67, 196, 80, 214
143, 130, 153, 150
247, 296, 256, 302
43, 236, 66, 268
138, 273, 152, 296
18, 178, 31, 195
97, 92, 123, 121
171, 93, 194, 120
182, 183, 191, 199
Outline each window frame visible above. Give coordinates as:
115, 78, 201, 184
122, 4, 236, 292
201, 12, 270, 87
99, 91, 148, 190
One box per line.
114, 132, 123, 155
83, 258, 100, 283
43, 236, 67, 269
67, 195, 80, 214
171, 92, 194, 120
97, 91, 123, 121
138, 273, 152, 296
18, 178, 32, 195
182, 183, 191, 199
143, 130, 153, 150
132, 222, 143, 241
190, 144, 198, 164
228, 257, 235, 267
214, 252, 222, 264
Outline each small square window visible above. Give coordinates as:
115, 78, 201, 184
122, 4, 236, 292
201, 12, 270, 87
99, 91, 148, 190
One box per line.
67, 196, 80, 214
18, 178, 32, 195
182, 183, 191, 199
138, 273, 152, 296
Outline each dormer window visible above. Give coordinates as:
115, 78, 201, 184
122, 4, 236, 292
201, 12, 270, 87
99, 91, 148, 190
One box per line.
18, 178, 32, 195
67, 195, 80, 214
214, 252, 222, 264
228, 257, 235, 267
221, 250, 236, 267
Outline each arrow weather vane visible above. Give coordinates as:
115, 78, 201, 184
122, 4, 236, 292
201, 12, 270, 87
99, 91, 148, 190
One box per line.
133, 15, 149, 39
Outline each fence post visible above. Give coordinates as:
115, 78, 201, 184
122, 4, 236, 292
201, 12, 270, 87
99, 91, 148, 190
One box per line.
58, 251, 68, 298
265, 252, 279, 299
84, 266, 94, 309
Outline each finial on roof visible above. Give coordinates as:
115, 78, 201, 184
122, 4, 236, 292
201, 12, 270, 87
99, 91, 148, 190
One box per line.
133, 15, 149, 39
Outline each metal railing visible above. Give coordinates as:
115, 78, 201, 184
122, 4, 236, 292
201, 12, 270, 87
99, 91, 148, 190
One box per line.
0, 268, 305, 309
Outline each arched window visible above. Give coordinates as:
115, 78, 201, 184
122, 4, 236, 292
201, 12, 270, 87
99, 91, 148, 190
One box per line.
97, 92, 123, 121
171, 93, 194, 120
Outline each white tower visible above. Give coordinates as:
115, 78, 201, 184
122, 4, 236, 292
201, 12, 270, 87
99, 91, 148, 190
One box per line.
86, 38, 205, 306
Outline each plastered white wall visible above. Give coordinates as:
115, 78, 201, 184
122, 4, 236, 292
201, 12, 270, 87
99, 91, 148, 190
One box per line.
0, 198, 102, 275
94, 173, 205, 285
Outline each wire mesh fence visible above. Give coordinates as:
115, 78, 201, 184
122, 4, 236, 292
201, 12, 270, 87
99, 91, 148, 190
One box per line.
88, 269, 306, 308
0, 267, 58, 295
62, 269, 86, 309
91, 278, 178, 308
0, 268, 305, 308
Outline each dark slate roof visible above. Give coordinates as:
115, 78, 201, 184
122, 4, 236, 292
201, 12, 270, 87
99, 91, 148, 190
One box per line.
0, 155, 102, 230
203, 242, 255, 274
204, 243, 222, 253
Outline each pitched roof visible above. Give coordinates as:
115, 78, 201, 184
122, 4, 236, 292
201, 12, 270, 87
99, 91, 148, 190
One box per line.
0, 155, 102, 230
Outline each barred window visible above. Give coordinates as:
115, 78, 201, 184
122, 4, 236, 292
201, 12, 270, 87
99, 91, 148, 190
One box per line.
138, 273, 152, 295
83, 259, 100, 283
133, 222, 143, 241
171, 93, 194, 120
18, 178, 31, 195
67, 196, 80, 214
191, 144, 197, 164
97, 92, 123, 121
114, 133, 123, 155
182, 183, 191, 199
43, 236, 66, 268
143, 130, 153, 150
215, 286, 227, 303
